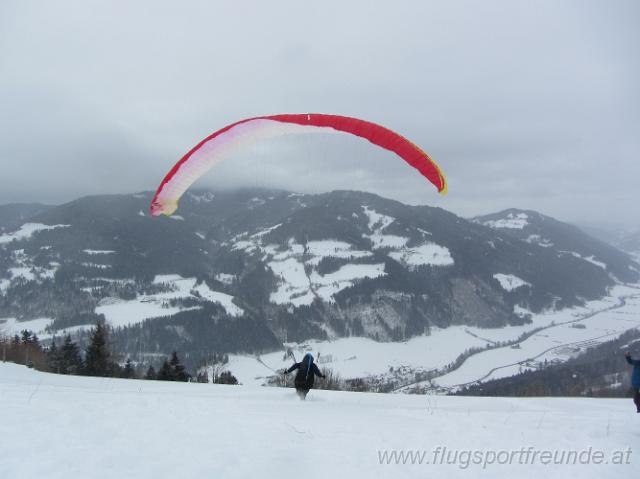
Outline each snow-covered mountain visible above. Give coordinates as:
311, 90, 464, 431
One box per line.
575, 222, 640, 261
0, 190, 638, 363
473, 209, 638, 283
0, 202, 53, 230
619, 232, 640, 263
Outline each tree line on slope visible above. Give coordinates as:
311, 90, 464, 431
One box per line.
0, 320, 238, 385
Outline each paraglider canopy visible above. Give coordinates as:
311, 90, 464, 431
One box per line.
150, 114, 447, 216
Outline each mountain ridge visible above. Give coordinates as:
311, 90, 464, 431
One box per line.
0, 189, 637, 362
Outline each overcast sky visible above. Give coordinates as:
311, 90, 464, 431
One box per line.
1, 0, 638, 225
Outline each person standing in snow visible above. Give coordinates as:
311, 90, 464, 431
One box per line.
624, 351, 640, 413
284, 353, 325, 400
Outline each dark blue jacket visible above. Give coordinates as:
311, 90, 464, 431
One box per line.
626, 355, 640, 388
287, 358, 324, 389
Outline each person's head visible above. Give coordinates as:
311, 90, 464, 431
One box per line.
303, 353, 313, 364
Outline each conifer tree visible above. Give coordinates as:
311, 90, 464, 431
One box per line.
61, 334, 83, 375
154, 352, 190, 381
84, 321, 113, 377
169, 351, 189, 382
21, 330, 33, 344
157, 359, 172, 381
19, 330, 41, 367
47, 339, 62, 374
216, 371, 238, 385
121, 358, 135, 379
144, 365, 157, 380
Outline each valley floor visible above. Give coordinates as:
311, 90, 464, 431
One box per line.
228, 284, 640, 391
0, 362, 637, 479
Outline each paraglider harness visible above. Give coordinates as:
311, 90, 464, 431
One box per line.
285, 352, 325, 398
295, 354, 315, 389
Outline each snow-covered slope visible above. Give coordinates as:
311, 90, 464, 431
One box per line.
0, 362, 635, 479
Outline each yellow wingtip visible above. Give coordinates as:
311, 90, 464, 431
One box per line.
162, 200, 180, 217
432, 160, 448, 196
412, 142, 448, 197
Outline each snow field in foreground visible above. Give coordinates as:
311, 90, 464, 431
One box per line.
0, 362, 636, 479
